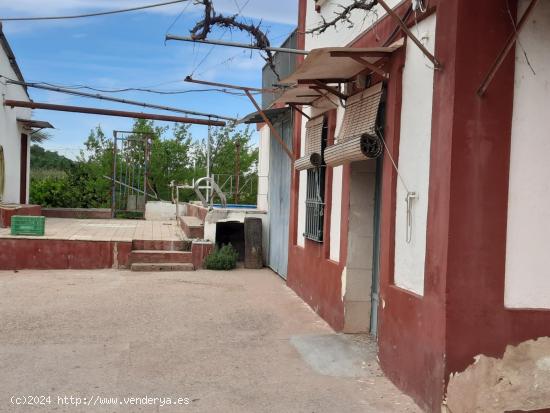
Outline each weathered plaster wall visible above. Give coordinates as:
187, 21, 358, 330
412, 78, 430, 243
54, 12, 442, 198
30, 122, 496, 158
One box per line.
0, 47, 31, 204
393, 14, 437, 296
445, 338, 550, 413
505, 0, 550, 310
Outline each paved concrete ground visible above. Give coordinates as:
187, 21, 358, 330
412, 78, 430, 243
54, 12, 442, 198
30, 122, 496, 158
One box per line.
0, 218, 185, 242
0, 268, 421, 413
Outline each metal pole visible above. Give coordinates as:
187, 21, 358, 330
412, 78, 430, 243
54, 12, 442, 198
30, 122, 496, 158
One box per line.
143, 138, 149, 211
235, 141, 241, 204
3, 100, 227, 126
206, 121, 211, 204
166, 35, 310, 55
111, 133, 117, 218
6, 80, 237, 121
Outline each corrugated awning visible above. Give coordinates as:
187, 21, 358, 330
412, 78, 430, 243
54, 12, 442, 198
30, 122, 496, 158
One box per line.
238, 107, 290, 124
272, 86, 324, 107
281, 40, 403, 84
17, 119, 54, 129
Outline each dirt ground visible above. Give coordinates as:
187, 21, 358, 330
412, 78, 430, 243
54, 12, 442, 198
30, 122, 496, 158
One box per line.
0, 268, 421, 412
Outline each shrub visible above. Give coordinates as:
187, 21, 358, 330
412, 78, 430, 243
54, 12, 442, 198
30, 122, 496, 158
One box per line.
204, 243, 239, 271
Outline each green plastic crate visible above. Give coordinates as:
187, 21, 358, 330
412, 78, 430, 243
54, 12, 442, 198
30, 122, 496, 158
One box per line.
10, 215, 46, 236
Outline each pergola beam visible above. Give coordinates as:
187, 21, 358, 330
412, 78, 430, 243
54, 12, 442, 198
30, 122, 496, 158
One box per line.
183, 77, 294, 161
4, 100, 226, 126
166, 35, 309, 55
244, 90, 294, 161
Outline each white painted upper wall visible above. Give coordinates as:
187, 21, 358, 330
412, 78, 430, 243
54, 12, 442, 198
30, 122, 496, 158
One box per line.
393, 14, 437, 296
505, 0, 550, 309
0, 41, 31, 204
305, 0, 403, 50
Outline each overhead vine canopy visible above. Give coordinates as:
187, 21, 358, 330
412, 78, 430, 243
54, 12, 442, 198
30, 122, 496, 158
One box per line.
307, 0, 378, 34
190, 0, 279, 79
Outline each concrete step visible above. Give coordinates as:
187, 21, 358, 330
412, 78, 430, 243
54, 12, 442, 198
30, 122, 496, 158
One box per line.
130, 263, 194, 272
132, 239, 191, 251
179, 216, 204, 239
130, 250, 193, 264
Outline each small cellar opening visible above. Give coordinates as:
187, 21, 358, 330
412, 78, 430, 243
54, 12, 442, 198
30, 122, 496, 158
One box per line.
215, 221, 245, 261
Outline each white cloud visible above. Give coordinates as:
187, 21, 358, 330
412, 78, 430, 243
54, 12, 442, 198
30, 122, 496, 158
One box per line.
0, 0, 298, 25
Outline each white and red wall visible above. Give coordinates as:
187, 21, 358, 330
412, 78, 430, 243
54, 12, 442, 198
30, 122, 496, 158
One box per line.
0, 36, 32, 204
287, 0, 550, 411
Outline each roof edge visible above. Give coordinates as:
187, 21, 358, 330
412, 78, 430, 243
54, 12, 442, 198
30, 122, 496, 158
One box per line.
0, 22, 30, 99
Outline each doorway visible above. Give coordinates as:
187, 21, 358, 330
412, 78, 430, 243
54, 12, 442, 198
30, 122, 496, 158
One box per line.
342, 158, 381, 335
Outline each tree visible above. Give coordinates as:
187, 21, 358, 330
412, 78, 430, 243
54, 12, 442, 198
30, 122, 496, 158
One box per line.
30, 145, 74, 171
194, 124, 258, 204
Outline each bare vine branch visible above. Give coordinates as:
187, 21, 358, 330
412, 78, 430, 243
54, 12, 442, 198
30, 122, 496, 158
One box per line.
190, 0, 280, 79
306, 0, 378, 35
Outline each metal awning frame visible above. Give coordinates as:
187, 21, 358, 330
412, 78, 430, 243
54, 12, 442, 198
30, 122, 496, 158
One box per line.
477, 0, 539, 96
185, 76, 294, 161
17, 118, 55, 135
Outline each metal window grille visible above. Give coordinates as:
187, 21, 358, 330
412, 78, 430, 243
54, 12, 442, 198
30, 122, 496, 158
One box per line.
304, 118, 328, 242
304, 167, 325, 242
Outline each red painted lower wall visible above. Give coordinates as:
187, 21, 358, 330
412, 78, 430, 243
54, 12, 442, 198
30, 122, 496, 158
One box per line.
287, 244, 345, 330
0, 239, 131, 270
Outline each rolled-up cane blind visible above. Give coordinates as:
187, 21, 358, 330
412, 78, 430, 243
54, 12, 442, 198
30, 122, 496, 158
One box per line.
324, 83, 384, 167
295, 115, 325, 171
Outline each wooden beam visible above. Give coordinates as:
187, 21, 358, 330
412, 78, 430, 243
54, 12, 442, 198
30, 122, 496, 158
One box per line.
329, 50, 391, 58
349, 56, 389, 78
377, 0, 441, 69
477, 0, 540, 96
244, 90, 294, 161
308, 80, 348, 100
3, 100, 226, 126
288, 104, 311, 120
298, 79, 348, 99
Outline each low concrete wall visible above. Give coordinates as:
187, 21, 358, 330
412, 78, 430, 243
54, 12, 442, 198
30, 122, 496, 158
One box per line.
0, 204, 42, 228
144, 201, 186, 221
42, 208, 111, 219
185, 203, 209, 222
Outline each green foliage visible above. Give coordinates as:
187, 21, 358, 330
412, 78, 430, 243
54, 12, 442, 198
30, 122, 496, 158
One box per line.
204, 244, 239, 270
30, 175, 73, 207
30, 145, 74, 171
29, 119, 259, 209
194, 124, 259, 205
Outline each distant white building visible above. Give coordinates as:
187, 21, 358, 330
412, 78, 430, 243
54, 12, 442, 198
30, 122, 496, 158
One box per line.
0, 23, 43, 204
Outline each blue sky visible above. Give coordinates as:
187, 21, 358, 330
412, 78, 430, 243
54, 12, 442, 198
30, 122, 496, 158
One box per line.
1, 0, 298, 158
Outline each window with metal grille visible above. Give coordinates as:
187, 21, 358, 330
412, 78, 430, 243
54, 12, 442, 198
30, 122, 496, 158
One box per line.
303, 117, 328, 242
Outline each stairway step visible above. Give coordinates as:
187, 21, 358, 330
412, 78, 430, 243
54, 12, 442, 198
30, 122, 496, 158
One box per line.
130, 250, 193, 264
131, 263, 194, 272
132, 239, 192, 251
